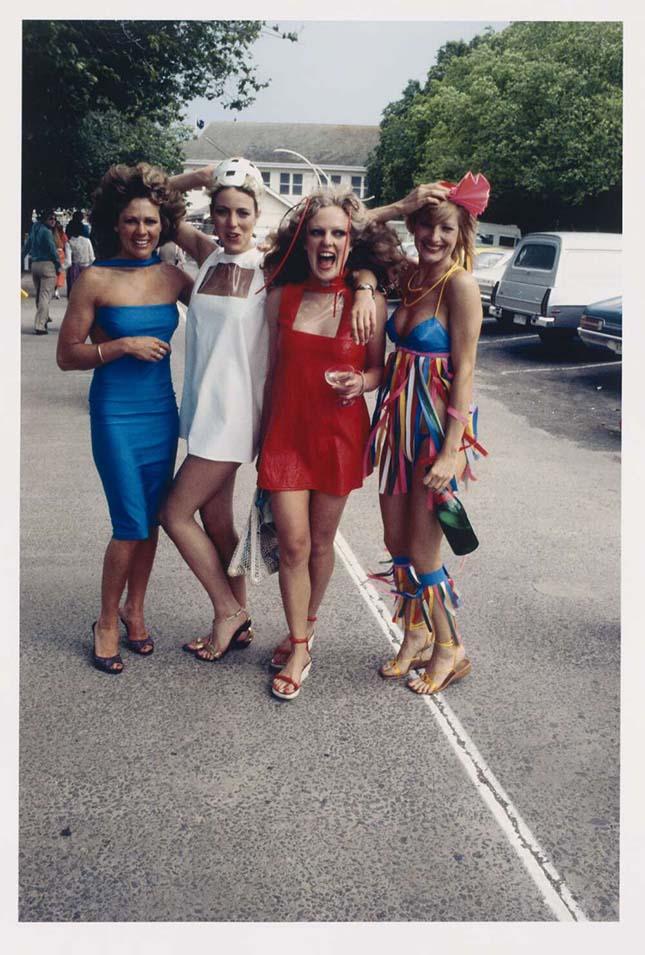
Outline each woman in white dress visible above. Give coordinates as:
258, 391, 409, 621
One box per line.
162, 158, 378, 661
160, 158, 268, 659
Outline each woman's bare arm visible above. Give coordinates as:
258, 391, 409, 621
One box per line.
169, 165, 219, 267
56, 270, 172, 371
366, 182, 450, 226
336, 292, 387, 400
257, 287, 282, 455
174, 221, 218, 269
423, 271, 482, 492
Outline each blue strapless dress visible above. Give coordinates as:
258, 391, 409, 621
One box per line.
88, 269, 179, 539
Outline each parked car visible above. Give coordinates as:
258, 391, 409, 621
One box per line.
490, 232, 622, 346
578, 296, 622, 356
473, 246, 514, 316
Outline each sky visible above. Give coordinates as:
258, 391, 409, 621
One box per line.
186, 20, 508, 129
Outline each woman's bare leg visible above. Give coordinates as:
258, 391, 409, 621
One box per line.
406, 455, 467, 693
270, 490, 313, 692
307, 490, 349, 615
119, 527, 159, 648
271, 490, 348, 661
377, 491, 433, 673
94, 537, 139, 668
200, 474, 247, 610
159, 455, 246, 652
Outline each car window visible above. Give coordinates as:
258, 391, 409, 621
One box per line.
514, 243, 557, 270
474, 252, 506, 270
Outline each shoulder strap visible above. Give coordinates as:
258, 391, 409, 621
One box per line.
435, 262, 462, 314
278, 283, 304, 328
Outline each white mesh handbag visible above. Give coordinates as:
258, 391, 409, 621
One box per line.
228, 489, 279, 584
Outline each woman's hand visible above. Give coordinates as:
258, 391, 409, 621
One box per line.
331, 371, 365, 401
397, 182, 450, 218
351, 288, 377, 345
125, 337, 172, 362
423, 449, 459, 493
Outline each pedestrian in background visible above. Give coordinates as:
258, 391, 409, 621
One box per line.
67, 208, 91, 240
53, 220, 71, 299
22, 209, 61, 334
56, 163, 192, 674
65, 215, 95, 296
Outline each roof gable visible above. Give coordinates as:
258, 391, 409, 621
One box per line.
183, 121, 380, 167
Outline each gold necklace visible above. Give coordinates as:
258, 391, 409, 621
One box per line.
402, 261, 460, 308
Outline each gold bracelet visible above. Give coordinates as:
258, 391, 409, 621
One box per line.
97, 344, 105, 364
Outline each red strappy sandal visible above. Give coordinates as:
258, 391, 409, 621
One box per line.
270, 616, 316, 670
271, 635, 312, 701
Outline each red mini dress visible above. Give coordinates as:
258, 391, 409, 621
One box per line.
257, 278, 371, 496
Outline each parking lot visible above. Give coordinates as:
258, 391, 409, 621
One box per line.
476, 317, 621, 452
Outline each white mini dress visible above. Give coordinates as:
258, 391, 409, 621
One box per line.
179, 244, 268, 462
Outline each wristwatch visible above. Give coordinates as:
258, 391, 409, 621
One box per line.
355, 282, 375, 297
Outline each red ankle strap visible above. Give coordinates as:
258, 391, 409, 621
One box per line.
290, 635, 310, 645
307, 615, 317, 622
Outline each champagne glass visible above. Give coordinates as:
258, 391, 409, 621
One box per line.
324, 364, 356, 406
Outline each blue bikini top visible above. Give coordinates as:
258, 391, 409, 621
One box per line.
386, 308, 451, 353
387, 263, 460, 353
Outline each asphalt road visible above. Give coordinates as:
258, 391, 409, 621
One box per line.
18, 285, 620, 925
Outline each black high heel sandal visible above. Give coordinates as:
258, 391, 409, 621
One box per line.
91, 622, 124, 675
119, 610, 154, 656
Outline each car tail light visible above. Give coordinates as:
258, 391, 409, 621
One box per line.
490, 281, 499, 305
540, 289, 551, 315
580, 315, 604, 331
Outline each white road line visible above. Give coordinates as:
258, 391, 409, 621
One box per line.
500, 360, 619, 375
479, 335, 539, 345
333, 530, 588, 923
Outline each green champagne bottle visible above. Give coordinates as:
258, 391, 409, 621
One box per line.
434, 491, 479, 556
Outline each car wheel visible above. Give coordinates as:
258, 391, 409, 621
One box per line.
497, 309, 514, 329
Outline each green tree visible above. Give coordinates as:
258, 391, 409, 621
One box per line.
22, 20, 296, 226
368, 22, 622, 233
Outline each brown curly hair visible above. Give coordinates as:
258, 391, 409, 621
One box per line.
263, 188, 404, 288
405, 200, 477, 272
90, 163, 186, 259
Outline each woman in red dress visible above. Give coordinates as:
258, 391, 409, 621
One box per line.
257, 189, 399, 700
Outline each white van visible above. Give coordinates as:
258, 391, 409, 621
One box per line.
476, 221, 521, 248
491, 232, 622, 345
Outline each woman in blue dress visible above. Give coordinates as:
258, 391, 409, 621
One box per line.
57, 163, 193, 673
365, 174, 490, 695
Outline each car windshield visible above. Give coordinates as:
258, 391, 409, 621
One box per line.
474, 252, 507, 270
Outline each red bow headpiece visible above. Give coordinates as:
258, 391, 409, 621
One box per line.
440, 172, 490, 217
